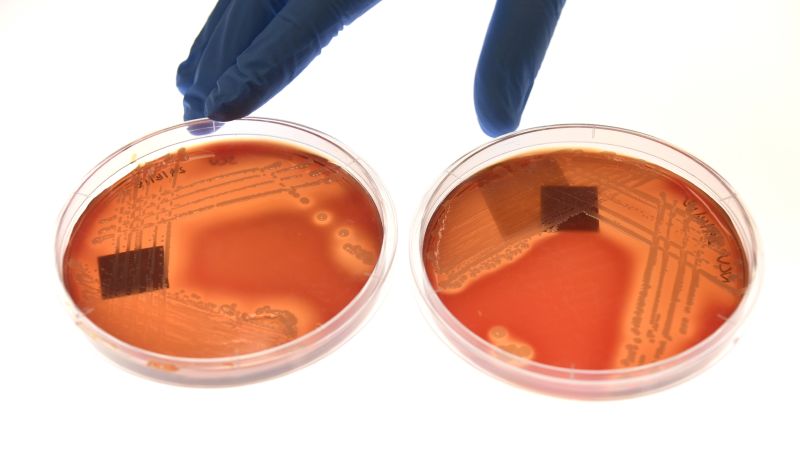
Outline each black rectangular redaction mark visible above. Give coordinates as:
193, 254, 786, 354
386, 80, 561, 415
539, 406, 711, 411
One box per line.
541, 186, 599, 231
98, 246, 167, 299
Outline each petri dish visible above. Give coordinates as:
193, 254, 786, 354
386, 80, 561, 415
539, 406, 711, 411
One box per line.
56, 118, 396, 386
410, 124, 760, 399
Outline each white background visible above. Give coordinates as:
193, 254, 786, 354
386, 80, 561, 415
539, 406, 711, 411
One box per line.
1, 1, 798, 473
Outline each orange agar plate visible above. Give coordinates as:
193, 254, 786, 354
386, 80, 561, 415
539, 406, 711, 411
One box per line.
412, 125, 758, 398
423, 148, 747, 370
57, 119, 395, 385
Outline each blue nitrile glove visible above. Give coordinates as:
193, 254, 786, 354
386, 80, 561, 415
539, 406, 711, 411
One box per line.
178, 0, 565, 137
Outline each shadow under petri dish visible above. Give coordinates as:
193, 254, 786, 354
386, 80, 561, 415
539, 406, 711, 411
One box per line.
63, 138, 383, 358
422, 148, 748, 370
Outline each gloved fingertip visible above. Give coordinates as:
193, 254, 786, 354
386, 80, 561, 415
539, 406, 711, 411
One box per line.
204, 79, 259, 122
204, 92, 245, 122
176, 59, 195, 94
477, 113, 520, 138
183, 96, 207, 121
207, 106, 243, 122
475, 88, 523, 137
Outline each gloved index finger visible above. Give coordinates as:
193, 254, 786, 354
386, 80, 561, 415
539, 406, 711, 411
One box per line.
203, 0, 380, 121
475, 0, 566, 137
177, 0, 234, 95
179, 0, 291, 121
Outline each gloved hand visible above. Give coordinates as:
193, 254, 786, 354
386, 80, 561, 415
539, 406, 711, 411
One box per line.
177, 0, 565, 137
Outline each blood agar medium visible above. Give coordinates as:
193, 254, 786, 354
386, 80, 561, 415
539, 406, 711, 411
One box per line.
411, 125, 760, 399
56, 118, 396, 385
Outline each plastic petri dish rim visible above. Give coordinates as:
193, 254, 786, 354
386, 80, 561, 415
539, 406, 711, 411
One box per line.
56, 118, 397, 386
410, 124, 760, 399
